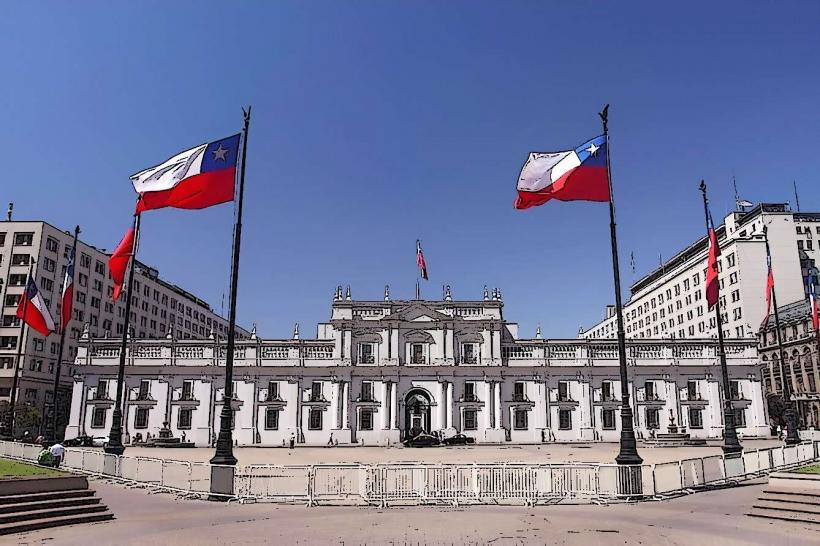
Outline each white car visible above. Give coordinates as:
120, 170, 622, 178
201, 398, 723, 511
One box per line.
91, 436, 109, 447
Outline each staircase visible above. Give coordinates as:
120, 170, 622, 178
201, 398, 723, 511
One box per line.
747, 472, 820, 525
0, 476, 113, 535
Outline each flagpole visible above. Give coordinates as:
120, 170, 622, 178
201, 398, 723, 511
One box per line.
45, 226, 80, 444
211, 106, 251, 467
699, 181, 742, 457
599, 105, 642, 471
1, 265, 32, 440
763, 226, 801, 445
104, 212, 141, 455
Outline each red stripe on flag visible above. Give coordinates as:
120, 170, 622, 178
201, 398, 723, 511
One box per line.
705, 227, 721, 309
514, 166, 610, 210
61, 284, 73, 333
110, 227, 135, 302
136, 168, 236, 213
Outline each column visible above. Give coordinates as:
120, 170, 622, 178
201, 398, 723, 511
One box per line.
488, 381, 495, 428
440, 382, 447, 429
336, 381, 343, 429
494, 382, 502, 429
342, 381, 350, 429
382, 381, 390, 429
392, 382, 400, 429
446, 382, 453, 428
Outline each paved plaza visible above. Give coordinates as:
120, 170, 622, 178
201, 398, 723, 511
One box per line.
119, 439, 784, 466
5, 477, 818, 545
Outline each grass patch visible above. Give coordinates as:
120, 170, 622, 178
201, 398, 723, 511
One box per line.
793, 464, 820, 474
0, 458, 65, 478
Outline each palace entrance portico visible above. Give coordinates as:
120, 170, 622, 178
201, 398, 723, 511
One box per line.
404, 389, 432, 439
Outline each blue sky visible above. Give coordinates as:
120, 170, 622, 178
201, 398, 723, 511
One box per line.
3, 1, 819, 338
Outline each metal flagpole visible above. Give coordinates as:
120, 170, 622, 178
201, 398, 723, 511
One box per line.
699, 181, 742, 457
415, 240, 421, 300
764, 226, 801, 445
1, 265, 33, 440
46, 225, 80, 444
599, 105, 642, 471
104, 212, 141, 455
210, 106, 251, 468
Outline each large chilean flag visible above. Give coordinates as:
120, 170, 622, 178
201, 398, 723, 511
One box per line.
17, 277, 56, 337
60, 247, 75, 333
514, 135, 610, 210
132, 134, 240, 213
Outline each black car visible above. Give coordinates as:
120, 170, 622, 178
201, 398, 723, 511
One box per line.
443, 434, 475, 446
64, 435, 95, 447
403, 433, 441, 448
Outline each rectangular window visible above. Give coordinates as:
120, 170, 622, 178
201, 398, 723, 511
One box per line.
181, 380, 194, 401
463, 409, 477, 430
558, 409, 572, 430
91, 407, 106, 428
358, 343, 374, 364
687, 380, 699, 400
14, 232, 34, 246
558, 381, 570, 402
308, 408, 322, 430
644, 381, 655, 400
411, 343, 425, 364
514, 408, 528, 430
267, 381, 279, 401
646, 409, 660, 429
361, 381, 373, 402
138, 380, 150, 400
464, 382, 476, 402
601, 381, 613, 401
178, 408, 192, 429
310, 381, 322, 401
265, 407, 279, 430
359, 408, 373, 430
461, 343, 477, 364
729, 380, 741, 400
689, 408, 703, 429
514, 381, 525, 401
135, 408, 149, 428
602, 409, 616, 430
96, 379, 108, 400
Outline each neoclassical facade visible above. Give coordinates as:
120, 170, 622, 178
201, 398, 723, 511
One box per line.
66, 289, 770, 446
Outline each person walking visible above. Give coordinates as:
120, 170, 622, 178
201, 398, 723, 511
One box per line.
49, 442, 65, 468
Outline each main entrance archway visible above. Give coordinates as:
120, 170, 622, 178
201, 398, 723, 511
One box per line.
404, 389, 432, 439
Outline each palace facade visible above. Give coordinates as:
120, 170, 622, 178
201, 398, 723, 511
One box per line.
66, 288, 770, 446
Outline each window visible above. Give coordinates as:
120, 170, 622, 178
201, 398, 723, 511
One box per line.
646, 409, 660, 429
644, 381, 656, 400
96, 379, 108, 400
514, 408, 528, 430
177, 408, 193, 429
11, 254, 30, 266
1, 336, 18, 350
308, 408, 322, 430
43, 257, 56, 272
135, 408, 149, 428
310, 381, 323, 401
359, 408, 373, 430
40, 277, 53, 292
181, 380, 194, 401
46, 237, 59, 252
360, 381, 374, 402
265, 407, 279, 430
267, 381, 279, 401
138, 380, 150, 400
558, 381, 570, 402
95, 260, 106, 275
729, 380, 741, 400
91, 407, 106, 428
733, 408, 746, 427
687, 380, 699, 400
602, 409, 616, 430
558, 409, 572, 430
463, 409, 477, 430
689, 408, 703, 429
80, 253, 91, 268
410, 343, 425, 364
461, 343, 477, 364
14, 232, 34, 246
601, 381, 613, 401
464, 382, 476, 402
358, 343, 374, 364
514, 381, 526, 402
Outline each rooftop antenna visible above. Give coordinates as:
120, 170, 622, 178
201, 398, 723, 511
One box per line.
794, 180, 801, 212
733, 175, 739, 210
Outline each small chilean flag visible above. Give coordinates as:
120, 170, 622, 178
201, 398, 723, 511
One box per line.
763, 253, 775, 328
60, 247, 75, 333
810, 282, 818, 332
514, 135, 610, 210
416, 240, 429, 280
109, 227, 135, 301
705, 213, 721, 309
17, 276, 55, 337
132, 134, 240, 214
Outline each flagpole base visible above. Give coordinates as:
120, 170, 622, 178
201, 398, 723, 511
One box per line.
104, 407, 126, 456
615, 404, 643, 466
210, 403, 237, 466
784, 403, 801, 445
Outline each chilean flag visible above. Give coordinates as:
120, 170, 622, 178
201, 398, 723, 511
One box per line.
416, 240, 429, 280
17, 276, 55, 337
705, 213, 721, 309
109, 227, 135, 302
60, 247, 75, 333
763, 253, 775, 328
810, 282, 819, 332
132, 134, 240, 214
514, 135, 610, 210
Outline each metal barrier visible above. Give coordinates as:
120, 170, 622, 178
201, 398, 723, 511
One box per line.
3, 440, 820, 505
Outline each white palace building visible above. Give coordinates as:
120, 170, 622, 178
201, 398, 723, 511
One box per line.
65, 287, 770, 446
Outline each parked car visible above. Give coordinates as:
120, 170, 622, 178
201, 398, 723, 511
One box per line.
91, 436, 109, 447
442, 434, 475, 446
64, 435, 95, 447
403, 433, 440, 448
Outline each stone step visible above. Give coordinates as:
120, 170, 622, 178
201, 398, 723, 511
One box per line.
0, 510, 113, 536
762, 488, 820, 500
748, 506, 820, 525
0, 489, 94, 505
0, 503, 109, 525
753, 499, 820, 515
0, 496, 101, 515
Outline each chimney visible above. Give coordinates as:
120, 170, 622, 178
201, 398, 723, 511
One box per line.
6, 202, 12, 221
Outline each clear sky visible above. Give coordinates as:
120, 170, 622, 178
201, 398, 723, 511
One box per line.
3, 1, 819, 339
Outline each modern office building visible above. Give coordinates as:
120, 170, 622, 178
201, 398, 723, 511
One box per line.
0, 216, 249, 431
66, 288, 768, 446
582, 203, 819, 341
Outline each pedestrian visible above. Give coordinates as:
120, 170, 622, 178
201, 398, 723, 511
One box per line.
49, 442, 65, 468
777, 424, 783, 440
327, 433, 334, 447
181, 431, 186, 443
289, 432, 295, 449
